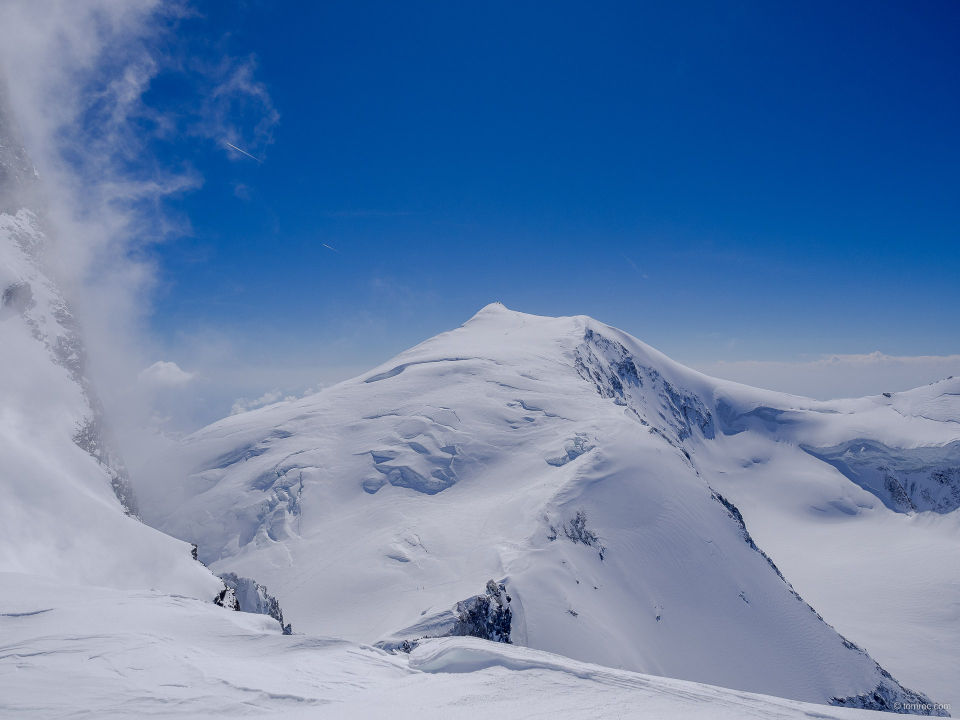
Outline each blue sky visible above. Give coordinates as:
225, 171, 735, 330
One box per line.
43, 0, 960, 425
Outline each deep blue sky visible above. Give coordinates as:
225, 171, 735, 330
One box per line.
145, 1, 959, 395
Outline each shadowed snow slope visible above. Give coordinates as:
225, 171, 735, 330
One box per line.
137, 303, 959, 711
0, 572, 906, 719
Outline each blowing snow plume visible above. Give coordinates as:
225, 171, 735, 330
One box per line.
0, 0, 278, 456
0, 0, 278, 598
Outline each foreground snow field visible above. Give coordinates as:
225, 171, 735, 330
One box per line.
0, 573, 914, 720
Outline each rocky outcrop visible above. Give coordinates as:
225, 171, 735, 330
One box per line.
574, 328, 714, 444
215, 572, 292, 635
375, 580, 513, 653
451, 580, 512, 644
831, 680, 949, 715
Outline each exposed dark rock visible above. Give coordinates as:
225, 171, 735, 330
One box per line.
450, 580, 512, 644
564, 510, 605, 560
575, 328, 714, 444
831, 682, 949, 716
213, 585, 239, 611
712, 492, 787, 584
74, 412, 140, 519
218, 572, 291, 634
375, 579, 513, 652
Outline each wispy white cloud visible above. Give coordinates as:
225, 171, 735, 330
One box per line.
138, 360, 196, 387
230, 390, 296, 416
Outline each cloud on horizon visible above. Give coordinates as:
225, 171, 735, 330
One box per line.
692, 351, 960, 401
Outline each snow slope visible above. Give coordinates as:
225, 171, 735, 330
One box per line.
1, 572, 921, 720
137, 303, 958, 712
699, 380, 960, 709
0, 77, 219, 599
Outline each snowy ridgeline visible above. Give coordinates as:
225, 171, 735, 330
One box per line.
130, 304, 959, 714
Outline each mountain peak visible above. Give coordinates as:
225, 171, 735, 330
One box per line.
133, 306, 958, 710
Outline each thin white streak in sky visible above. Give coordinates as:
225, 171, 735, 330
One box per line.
225, 141, 264, 164
322, 243, 342, 253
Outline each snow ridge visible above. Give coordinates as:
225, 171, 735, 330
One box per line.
574, 327, 715, 444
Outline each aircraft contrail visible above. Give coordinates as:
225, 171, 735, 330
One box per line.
225, 141, 264, 164
322, 243, 342, 253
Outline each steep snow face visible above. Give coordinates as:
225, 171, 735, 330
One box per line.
0, 80, 220, 599
0, 208, 140, 517
698, 379, 960, 710
137, 304, 956, 710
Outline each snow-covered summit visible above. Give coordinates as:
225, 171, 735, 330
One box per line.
137, 303, 958, 712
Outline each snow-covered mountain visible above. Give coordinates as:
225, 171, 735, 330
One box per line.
4, 49, 955, 717
0, 74, 218, 599
135, 303, 959, 713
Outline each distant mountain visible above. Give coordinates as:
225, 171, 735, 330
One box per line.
137, 303, 959, 713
